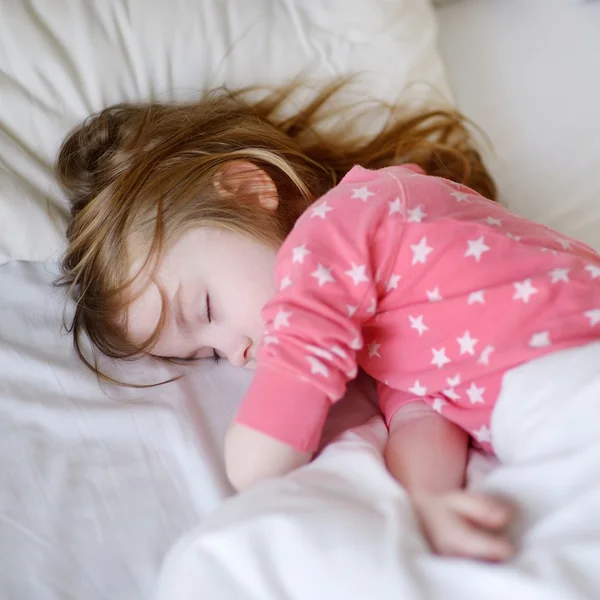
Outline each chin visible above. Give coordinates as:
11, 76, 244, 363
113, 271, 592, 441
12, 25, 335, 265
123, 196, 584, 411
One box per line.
244, 359, 257, 370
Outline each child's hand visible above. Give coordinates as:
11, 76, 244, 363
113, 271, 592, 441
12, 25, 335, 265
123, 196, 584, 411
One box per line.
412, 490, 515, 561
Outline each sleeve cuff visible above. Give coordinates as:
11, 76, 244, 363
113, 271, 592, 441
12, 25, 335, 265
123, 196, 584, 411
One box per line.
234, 367, 331, 453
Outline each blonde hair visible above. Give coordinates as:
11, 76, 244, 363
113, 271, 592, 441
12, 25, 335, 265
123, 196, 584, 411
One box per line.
56, 81, 496, 381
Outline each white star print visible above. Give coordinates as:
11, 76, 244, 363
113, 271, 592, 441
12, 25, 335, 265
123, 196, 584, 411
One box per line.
541, 247, 558, 256
451, 191, 470, 202
366, 297, 377, 314
467, 290, 485, 305
368, 342, 381, 358
557, 238, 572, 251
409, 314, 428, 336
345, 263, 369, 286
292, 244, 310, 264
264, 335, 279, 345
585, 265, 600, 279
307, 355, 329, 377
409, 379, 427, 396
386, 274, 401, 292
464, 236, 490, 262
330, 345, 347, 359
351, 186, 375, 202
346, 305, 357, 317
310, 201, 333, 219
280, 274, 292, 290
485, 216, 502, 226
443, 374, 461, 401
513, 279, 538, 303
466, 383, 485, 404
548, 268, 570, 284
457, 330, 478, 355
477, 345, 494, 365
273, 309, 292, 330
407, 205, 427, 223
426, 287, 443, 302
388, 197, 403, 215
584, 309, 600, 326
506, 233, 521, 241
306, 345, 333, 361
432, 397, 447, 413
529, 331, 551, 348
443, 388, 460, 401
346, 366, 358, 379
447, 374, 461, 388
311, 264, 335, 286
473, 425, 492, 443
431, 347, 451, 369
411, 236, 433, 265
350, 335, 362, 350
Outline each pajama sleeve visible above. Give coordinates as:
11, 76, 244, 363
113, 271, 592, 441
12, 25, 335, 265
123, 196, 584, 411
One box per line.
376, 382, 426, 426
234, 166, 409, 452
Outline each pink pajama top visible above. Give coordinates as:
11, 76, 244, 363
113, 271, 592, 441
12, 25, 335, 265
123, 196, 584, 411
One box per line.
235, 165, 600, 453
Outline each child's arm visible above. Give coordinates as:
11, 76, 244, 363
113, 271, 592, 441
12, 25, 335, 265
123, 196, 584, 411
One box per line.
386, 402, 514, 561
225, 423, 312, 492
226, 171, 394, 489
385, 401, 469, 492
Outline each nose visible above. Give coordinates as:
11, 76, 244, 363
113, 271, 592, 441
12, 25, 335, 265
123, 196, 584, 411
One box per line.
225, 336, 252, 368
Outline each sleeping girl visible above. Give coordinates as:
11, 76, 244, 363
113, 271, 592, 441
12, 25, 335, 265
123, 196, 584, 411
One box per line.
56, 83, 600, 561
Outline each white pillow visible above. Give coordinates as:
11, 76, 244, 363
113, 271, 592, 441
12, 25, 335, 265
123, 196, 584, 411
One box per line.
0, 0, 450, 264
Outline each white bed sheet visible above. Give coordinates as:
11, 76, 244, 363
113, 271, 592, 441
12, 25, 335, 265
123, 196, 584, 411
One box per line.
0, 261, 241, 599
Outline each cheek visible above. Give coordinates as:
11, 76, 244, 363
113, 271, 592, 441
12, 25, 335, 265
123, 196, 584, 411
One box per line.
218, 266, 274, 331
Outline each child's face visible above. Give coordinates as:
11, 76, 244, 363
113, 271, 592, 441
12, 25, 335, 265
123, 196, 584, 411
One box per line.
125, 225, 278, 368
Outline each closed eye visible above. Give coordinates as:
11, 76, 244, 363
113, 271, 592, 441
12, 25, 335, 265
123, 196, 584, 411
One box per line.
161, 294, 219, 363
164, 349, 218, 363
205, 293, 219, 363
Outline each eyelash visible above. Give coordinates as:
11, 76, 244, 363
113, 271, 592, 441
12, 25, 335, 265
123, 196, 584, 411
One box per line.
206, 294, 220, 363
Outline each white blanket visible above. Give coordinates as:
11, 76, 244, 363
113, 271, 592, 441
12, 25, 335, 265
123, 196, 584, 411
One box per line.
156, 345, 600, 599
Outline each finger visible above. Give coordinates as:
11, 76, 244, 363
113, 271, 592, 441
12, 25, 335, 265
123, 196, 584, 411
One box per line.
433, 513, 514, 561
455, 529, 514, 562
447, 493, 515, 530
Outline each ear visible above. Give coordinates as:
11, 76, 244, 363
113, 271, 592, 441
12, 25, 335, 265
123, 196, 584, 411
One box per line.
214, 160, 279, 211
